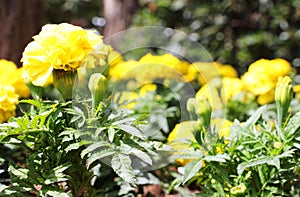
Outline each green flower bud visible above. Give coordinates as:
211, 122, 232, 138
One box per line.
275, 76, 293, 125
195, 95, 212, 128
88, 73, 107, 109
53, 69, 77, 100
187, 98, 197, 113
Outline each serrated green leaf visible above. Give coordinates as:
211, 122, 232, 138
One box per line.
182, 160, 203, 184
244, 105, 266, 128
81, 141, 111, 158
19, 99, 42, 108
203, 154, 230, 163
45, 190, 72, 197
111, 153, 136, 184
8, 165, 29, 179
237, 156, 280, 175
285, 112, 300, 135
87, 149, 116, 168
108, 127, 115, 143
120, 144, 152, 165
65, 140, 91, 152
294, 143, 300, 149
118, 124, 144, 139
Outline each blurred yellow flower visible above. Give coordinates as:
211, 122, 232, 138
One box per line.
108, 50, 123, 68
241, 58, 291, 104
109, 60, 140, 81
113, 91, 138, 109
211, 118, 233, 139
0, 84, 19, 123
217, 64, 238, 78
196, 77, 244, 110
0, 60, 30, 98
22, 23, 103, 86
193, 62, 222, 85
222, 77, 244, 102
139, 83, 157, 97
167, 121, 197, 165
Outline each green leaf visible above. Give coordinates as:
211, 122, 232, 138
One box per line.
86, 149, 116, 168
182, 159, 203, 184
65, 140, 91, 152
44, 165, 70, 185
237, 156, 280, 175
203, 154, 230, 162
81, 141, 111, 158
285, 111, 300, 135
118, 124, 144, 139
8, 165, 29, 179
244, 105, 266, 128
120, 143, 152, 165
19, 99, 42, 108
108, 127, 115, 143
111, 153, 136, 184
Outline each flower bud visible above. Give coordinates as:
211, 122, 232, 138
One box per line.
195, 95, 212, 128
275, 76, 293, 125
88, 73, 107, 109
53, 69, 77, 100
186, 98, 196, 114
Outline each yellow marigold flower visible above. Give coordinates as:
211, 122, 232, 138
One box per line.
0, 60, 30, 98
184, 63, 198, 82
139, 83, 156, 97
222, 77, 244, 102
22, 23, 103, 87
241, 58, 291, 104
212, 118, 233, 139
109, 60, 139, 81
0, 84, 19, 123
113, 91, 138, 109
167, 121, 197, 165
217, 64, 238, 78
193, 62, 221, 85
196, 80, 223, 111
196, 78, 243, 110
257, 89, 275, 105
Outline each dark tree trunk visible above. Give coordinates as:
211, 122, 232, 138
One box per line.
0, 0, 45, 67
103, 0, 137, 47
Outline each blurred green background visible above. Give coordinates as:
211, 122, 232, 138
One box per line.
45, 0, 300, 74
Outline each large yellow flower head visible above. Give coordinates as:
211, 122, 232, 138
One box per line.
0, 60, 30, 98
22, 23, 103, 87
241, 58, 292, 104
0, 84, 19, 123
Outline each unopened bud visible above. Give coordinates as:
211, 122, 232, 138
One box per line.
88, 73, 107, 109
53, 69, 77, 100
275, 76, 293, 125
195, 95, 212, 128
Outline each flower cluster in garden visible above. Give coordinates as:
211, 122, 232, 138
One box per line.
0, 60, 30, 123
21, 23, 107, 87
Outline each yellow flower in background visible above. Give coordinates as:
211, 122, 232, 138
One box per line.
113, 91, 138, 109
0, 85, 19, 123
139, 83, 157, 97
193, 62, 222, 85
222, 77, 244, 102
196, 77, 244, 110
0, 60, 30, 98
212, 118, 233, 139
241, 58, 292, 104
217, 64, 238, 78
196, 80, 223, 110
257, 89, 275, 105
109, 60, 140, 81
108, 50, 123, 68
22, 23, 103, 87
167, 121, 197, 165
